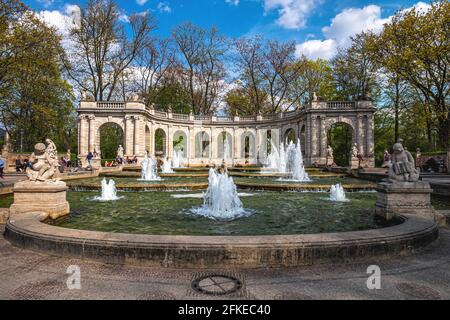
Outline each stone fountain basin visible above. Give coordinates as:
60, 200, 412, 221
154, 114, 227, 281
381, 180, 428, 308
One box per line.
4, 213, 438, 269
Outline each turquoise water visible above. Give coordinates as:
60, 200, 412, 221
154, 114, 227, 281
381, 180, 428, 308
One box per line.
57, 191, 382, 236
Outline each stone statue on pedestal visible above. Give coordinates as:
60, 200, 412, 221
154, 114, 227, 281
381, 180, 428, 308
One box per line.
26, 142, 59, 182
326, 145, 334, 166
387, 142, 420, 183
11, 140, 70, 219
351, 143, 359, 158
117, 145, 124, 158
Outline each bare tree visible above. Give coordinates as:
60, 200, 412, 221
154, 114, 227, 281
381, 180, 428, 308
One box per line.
172, 23, 226, 114
259, 40, 304, 113
64, 0, 155, 101
135, 38, 175, 106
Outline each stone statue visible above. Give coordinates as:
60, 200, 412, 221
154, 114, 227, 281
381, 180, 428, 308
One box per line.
326, 145, 334, 166
313, 92, 318, 102
351, 143, 359, 158
387, 141, 420, 182
45, 139, 57, 161
26, 142, 58, 182
117, 145, 124, 158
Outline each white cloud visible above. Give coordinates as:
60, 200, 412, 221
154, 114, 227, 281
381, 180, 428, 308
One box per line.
38, 4, 81, 37
295, 2, 431, 60
295, 39, 337, 60
119, 13, 130, 23
136, 0, 149, 5
225, 0, 240, 5
322, 5, 389, 47
157, 2, 172, 13
264, 0, 319, 29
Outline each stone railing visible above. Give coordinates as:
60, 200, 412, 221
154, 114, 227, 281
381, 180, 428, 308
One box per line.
97, 102, 126, 109
326, 101, 356, 109
79, 100, 371, 123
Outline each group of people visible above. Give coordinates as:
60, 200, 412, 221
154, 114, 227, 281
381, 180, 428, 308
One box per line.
15, 154, 72, 174
104, 155, 138, 167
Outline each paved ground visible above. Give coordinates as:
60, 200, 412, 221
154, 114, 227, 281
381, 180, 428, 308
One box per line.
0, 224, 449, 300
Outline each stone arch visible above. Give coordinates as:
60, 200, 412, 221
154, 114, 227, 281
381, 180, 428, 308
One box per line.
217, 131, 233, 159
97, 122, 124, 160
300, 124, 306, 156
284, 128, 296, 144
241, 131, 255, 160
173, 130, 188, 157
195, 131, 210, 158
145, 124, 151, 155
327, 121, 355, 167
154, 128, 167, 157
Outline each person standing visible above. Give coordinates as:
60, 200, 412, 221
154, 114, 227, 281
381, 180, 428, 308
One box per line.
0, 155, 5, 179
86, 152, 94, 169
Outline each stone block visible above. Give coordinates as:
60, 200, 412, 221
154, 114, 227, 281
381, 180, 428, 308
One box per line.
375, 181, 434, 220
9, 180, 70, 220
0, 208, 9, 224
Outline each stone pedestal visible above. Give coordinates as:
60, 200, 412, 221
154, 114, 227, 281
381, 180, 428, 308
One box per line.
350, 157, 359, 169
375, 181, 434, 220
9, 180, 70, 220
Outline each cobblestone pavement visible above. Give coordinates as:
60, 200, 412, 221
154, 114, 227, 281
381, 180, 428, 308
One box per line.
1, 225, 449, 300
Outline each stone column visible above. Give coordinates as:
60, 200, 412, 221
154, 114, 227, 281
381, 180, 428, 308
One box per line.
357, 115, 364, 154
133, 116, 142, 156
79, 115, 88, 156
366, 115, 374, 156
233, 128, 239, 163
124, 116, 133, 156
168, 125, 174, 158
311, 115, 317, 158
148, 121, 154, 156
255, 127, 260, 164
320, 116, 327, 159
166, 125, 170, 157
211, 128, 217, 161
88, 115, 96, 153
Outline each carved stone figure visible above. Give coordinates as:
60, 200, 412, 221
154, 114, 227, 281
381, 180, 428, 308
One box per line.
351, 143, 359, 158
326, 145, 334, 166
387, 142, 420, 182
26, 143, 58, 182
45, 139, 57, 161
117, 145, 124, 158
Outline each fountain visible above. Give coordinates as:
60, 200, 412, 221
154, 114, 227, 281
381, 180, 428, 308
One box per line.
266, 139, 310, 182
330, 184, 349, 202
223, 136, 231, 162
172, 150, 184, 168
189, 168, 252, 220
140, 154, 161, 181
161, 158, 174, 174
95, 178, 121, 201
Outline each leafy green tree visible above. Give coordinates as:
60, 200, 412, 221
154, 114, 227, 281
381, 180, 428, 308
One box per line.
0, 0, 74, 152
331, 32, 379, 101
367, 1, 450, 150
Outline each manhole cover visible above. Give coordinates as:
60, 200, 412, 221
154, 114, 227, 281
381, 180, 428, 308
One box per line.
396, 282, 441, 300
192, 274, 243, 296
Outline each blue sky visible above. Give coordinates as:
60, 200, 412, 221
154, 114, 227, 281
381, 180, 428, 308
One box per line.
28, 0, 431, 60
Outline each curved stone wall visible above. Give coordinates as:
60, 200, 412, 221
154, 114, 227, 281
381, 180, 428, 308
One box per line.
4, 213, 438, 269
